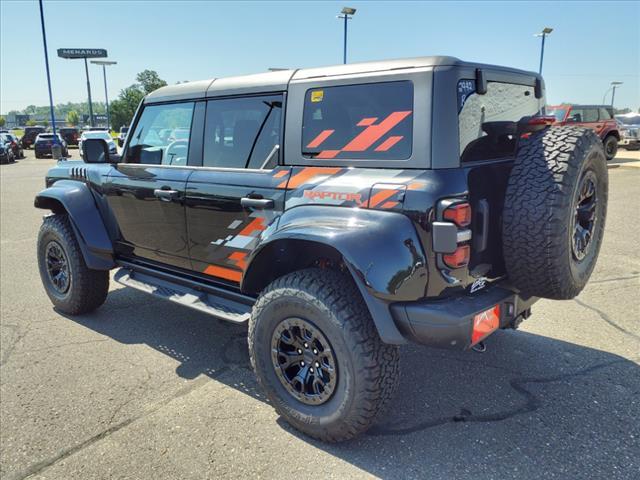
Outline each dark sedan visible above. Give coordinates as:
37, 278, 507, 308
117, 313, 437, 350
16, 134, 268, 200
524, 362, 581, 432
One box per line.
34, 133, 69, 158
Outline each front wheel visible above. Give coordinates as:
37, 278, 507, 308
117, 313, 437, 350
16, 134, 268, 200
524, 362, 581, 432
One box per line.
37, 214, 109, 314
249, 268, 400, 442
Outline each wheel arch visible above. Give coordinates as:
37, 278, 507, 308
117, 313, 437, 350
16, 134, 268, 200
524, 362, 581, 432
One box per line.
34, 180, 115, 270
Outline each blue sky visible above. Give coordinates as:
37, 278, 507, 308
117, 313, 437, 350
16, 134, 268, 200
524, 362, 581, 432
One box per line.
1, 0, 639, 113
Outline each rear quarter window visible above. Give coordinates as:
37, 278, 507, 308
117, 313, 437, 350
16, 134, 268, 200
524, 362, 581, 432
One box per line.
301, 81, 413, 160
458, 80, 542, 162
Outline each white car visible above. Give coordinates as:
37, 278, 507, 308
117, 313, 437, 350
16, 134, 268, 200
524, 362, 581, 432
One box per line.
79, 131, 117, 158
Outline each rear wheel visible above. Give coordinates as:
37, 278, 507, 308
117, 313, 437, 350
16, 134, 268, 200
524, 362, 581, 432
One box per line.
603, 135, 618, 160
503, 126, 607, 299
37, 214, 109, 314
249, 268, 400, 442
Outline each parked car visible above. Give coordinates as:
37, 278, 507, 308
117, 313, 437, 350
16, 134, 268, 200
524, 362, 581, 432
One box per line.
34, 133, 68, 158
615, 113, 640, 150
34, 56, 608, 442
79, 131, 117, 158
0, 133, 24, 159
117, 126, 129, 147
546, 104, 620, 160
21, 126, 46, 149
0, 138, 15, 164
59, 127, 80, 146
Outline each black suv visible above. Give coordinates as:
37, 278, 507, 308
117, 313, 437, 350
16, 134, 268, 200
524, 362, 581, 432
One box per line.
21, 126, 46, 149
59, 127, 80, 146
34, 57, 608, 442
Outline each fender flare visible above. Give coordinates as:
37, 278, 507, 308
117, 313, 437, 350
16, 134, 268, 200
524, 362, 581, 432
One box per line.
243, 206, 429, 344
34, 180, 115, 270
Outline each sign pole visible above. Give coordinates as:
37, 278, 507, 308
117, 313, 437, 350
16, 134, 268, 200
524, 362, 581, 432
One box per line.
83, 57, 95, 127
37, 0, 59, 153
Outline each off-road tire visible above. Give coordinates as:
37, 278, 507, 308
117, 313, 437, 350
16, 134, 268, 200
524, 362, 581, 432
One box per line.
503, 126, 607, 299
37, 214, 109, 314
603, 135, 618, 160
249, 268, 400, 442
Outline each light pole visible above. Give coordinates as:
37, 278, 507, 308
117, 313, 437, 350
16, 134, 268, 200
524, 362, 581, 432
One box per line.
91, 60, 117, 131
610, 81, 623, 107
37, 0, 61, 157
337, 7, 356, 64
534, 27, 553, 75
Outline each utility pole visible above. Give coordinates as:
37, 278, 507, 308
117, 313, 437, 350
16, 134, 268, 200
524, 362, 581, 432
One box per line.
535, 27, 553, 75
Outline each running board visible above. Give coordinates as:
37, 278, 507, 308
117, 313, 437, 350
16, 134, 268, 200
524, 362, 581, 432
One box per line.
114, 268, 251, 323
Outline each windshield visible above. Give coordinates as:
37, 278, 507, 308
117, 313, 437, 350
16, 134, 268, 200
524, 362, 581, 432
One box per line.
616, 115, 640, 126
546, 107, 568, 121
83, 132, 111, 140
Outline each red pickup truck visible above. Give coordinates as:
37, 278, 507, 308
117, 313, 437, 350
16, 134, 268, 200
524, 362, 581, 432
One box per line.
547, 104, 620, 160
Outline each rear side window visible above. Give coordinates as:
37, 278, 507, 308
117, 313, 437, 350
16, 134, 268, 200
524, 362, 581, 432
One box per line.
302, 81, 413, 160
126, 102, 195, 166
599, 108, 612, 120
458, 80, 541, 162
567, 108, 598, 123
203, 95, 282, 169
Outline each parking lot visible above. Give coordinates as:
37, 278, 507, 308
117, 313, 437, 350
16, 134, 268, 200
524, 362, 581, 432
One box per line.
1, 148, 638, 479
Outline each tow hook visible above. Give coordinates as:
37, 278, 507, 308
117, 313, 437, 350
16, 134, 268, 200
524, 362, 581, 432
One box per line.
509, 308, 532, 330
472, 341, 487, 353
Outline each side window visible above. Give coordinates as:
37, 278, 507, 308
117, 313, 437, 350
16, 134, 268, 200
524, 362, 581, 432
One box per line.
126, 102, 195, 165
203, 95, 282, 169
458, 80, 541, 161
301, 81, 413, 160
583, 108, 599, 123
599, 108, 612, 120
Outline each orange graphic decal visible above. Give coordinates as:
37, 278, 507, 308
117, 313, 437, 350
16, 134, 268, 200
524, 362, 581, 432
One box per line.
204, 265, 242, 282
239, 217, 266, 236
381, 201, 399, 209
229, 251, 248, 270
316, 150, 341, 159
375, 135, 404, 152
368, 189, 399, 208
281, 167, 342, 189
357, 117, 378, 127
307, 129, 335, 148
407, 181, 423, 190
273, 170, 289, 178
343, 111, 412, 152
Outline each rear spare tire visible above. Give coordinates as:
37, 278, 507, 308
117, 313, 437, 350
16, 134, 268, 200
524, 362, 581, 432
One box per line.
502, 126, 607, 299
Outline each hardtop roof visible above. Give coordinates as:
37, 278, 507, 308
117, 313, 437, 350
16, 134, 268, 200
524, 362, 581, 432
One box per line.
144, 55, 540, 103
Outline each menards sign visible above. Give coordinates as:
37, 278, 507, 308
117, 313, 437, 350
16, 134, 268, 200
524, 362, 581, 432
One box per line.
57, 48, 107, 59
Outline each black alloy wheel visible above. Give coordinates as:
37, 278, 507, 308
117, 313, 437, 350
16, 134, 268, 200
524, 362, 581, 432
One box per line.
271, 317, 337, 405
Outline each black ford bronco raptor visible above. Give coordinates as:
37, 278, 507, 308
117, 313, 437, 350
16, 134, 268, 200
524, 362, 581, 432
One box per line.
35, 56, 607, 442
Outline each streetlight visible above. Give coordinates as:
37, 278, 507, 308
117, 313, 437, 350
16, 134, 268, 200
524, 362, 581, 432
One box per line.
602, 81, 623, 107
337, 7, 356, 64
91, 60, 117, 131
534, 27, 553, 75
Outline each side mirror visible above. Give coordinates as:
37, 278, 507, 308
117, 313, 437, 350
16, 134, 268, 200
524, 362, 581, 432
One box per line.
82, 138, 118, 164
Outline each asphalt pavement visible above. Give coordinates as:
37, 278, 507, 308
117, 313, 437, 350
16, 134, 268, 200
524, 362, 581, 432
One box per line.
1, 148, 638, 480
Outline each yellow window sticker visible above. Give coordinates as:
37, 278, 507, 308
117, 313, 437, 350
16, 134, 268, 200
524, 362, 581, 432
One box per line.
311, 90, 324, 103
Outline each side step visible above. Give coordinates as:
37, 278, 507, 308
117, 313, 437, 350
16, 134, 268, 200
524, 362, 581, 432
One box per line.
114, 268, 252, 323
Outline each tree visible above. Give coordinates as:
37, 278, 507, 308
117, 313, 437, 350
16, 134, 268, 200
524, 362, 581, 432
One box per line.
66, 110, 80, 126
42, 119, 49, 127
24, 105, 37, 115
26, 119, 37, 126
110, 85, 145, 131
0, 116, 5, 127
136, 70, 167, 94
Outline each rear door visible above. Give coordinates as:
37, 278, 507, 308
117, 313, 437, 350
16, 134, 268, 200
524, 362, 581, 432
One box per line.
567, 107, 603, 135
104, 101, 200, 269
185, 94, 289, 284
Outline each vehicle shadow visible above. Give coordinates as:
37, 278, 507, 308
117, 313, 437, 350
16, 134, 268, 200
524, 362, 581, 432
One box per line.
65, 287, 640, 479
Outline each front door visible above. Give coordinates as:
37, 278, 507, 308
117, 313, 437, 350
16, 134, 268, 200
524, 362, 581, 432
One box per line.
185, 94, 289, 284
105, 101, 197, 269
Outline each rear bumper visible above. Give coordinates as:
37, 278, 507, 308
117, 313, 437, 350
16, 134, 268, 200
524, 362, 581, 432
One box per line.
390, 284, 538, 350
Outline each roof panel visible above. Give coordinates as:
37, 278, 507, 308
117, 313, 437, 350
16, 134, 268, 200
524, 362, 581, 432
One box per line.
144, 79, 215, 104
206, 70, 296, 97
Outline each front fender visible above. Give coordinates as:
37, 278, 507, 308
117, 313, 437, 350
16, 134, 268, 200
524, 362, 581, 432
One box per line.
244, 206, 429, 344
34, 180, 114, 270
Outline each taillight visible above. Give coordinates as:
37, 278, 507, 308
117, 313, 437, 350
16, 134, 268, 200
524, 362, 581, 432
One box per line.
443, 203, 472, 227
443, 245, 470, 269
528, 115, 556, 126
471, 305, 501, 345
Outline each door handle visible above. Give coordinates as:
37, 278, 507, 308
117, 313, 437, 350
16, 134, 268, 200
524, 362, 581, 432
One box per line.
241, 197, 274, 210
154, 188, 180, 202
